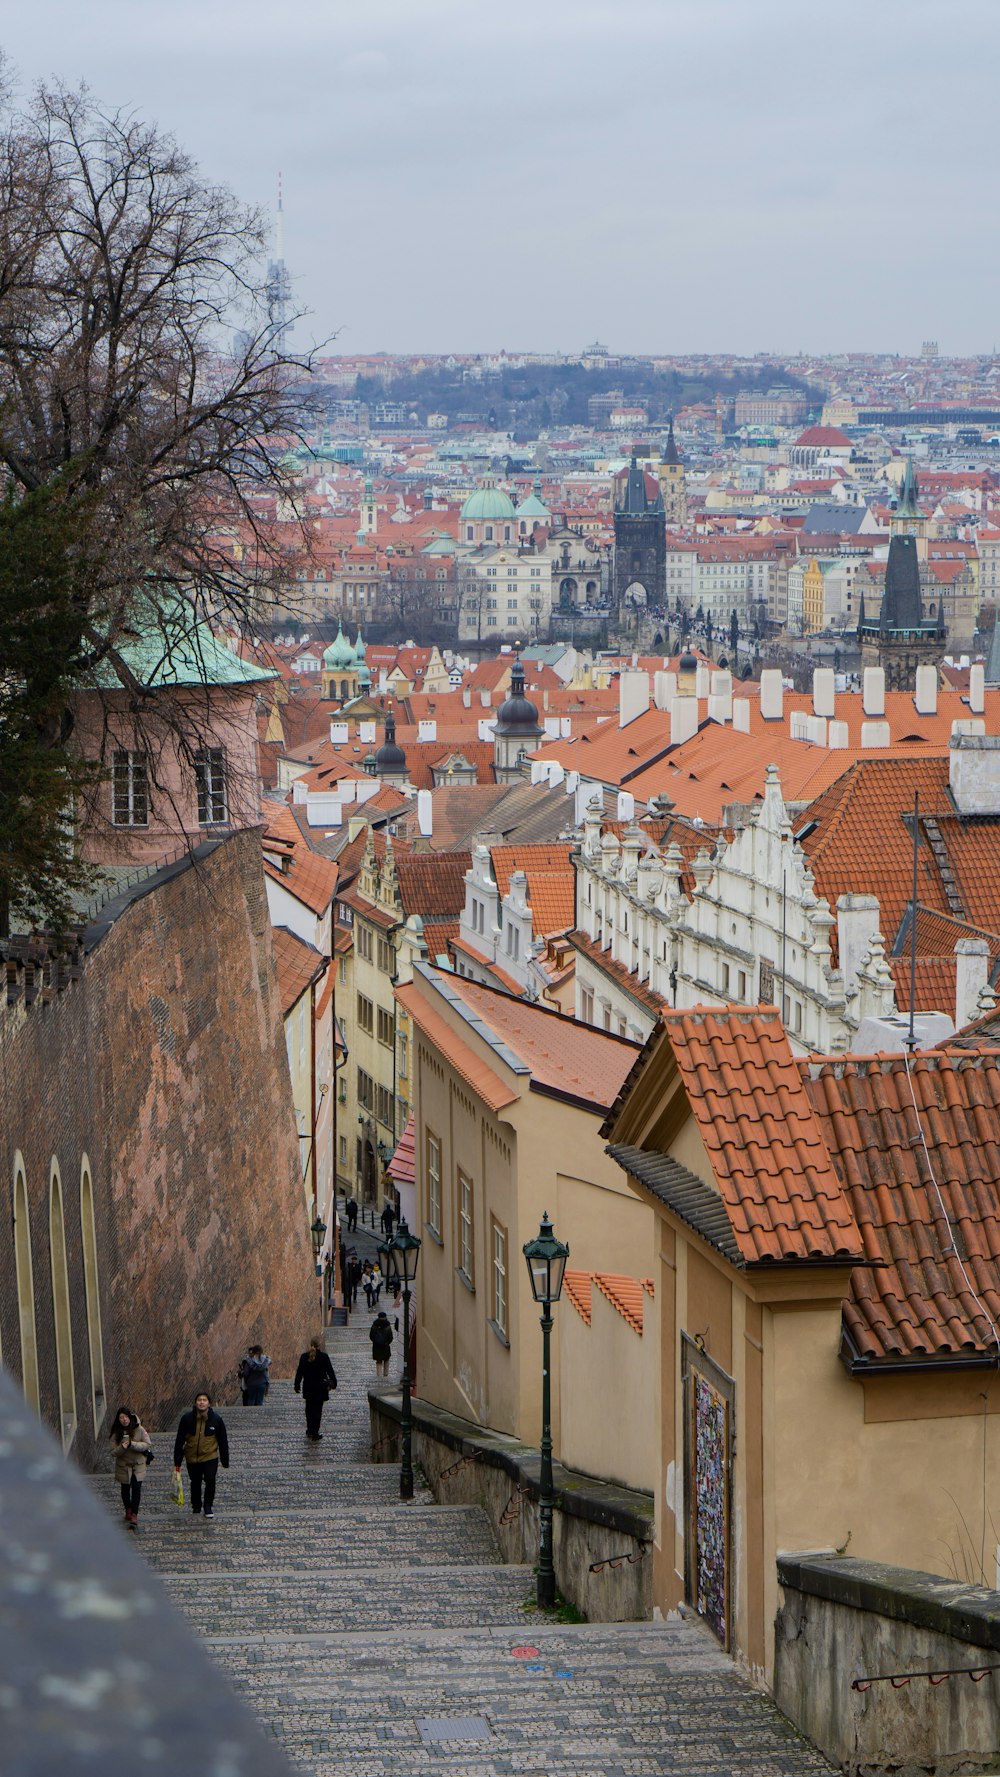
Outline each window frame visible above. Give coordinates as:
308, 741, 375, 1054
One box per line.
491, 1217, 508, 1342
194, 746, 228, 825
457, 1168, 474, 1286
426, 1129, 442, 1238
111, 749, 149, 828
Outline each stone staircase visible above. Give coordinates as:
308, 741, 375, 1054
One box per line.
92, 1312, 830, 1776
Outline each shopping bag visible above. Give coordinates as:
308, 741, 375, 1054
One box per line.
170, 1467, 185, 1507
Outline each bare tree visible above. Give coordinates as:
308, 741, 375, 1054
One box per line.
0, 77, 317, 928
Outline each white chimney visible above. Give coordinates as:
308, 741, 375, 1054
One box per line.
836, 894, 883, 995
862, 720, 891, 748
417, 789, 433, 836
530, 759, 547, 785
305, 794, 344, 828
969, 662, 985, 714
863, 667, 885, 716
828, 719, 849, 749
617, 791, 635, 822
653, 670, 676, 710
732, 698, 751, 734
812, 667, 835, 718
480, 689, 492, 707
355, 779, 379, 805
478, 718, 497, 741
695, 662, 711, 699
950, 733, 1000, 814
710, 670, 733, 720
574, 780, 593, 824
560, 717, 571, 737
329, 720, 349, 744
670, 699, 699, 746
547, 761, 565, 788
952, 717, 986, 738
955, 939, 990, 1029
418, 719, 437, 741
359, 720, 377, 744
805, 715, 828, 747
708, 696, 731, 725
292, 778, 308, 804
618, 669, 650, 728
566, 770, 579, 796
914, 664, 938, 715
760, 668, 783, 720
543, 717, 560, 738
462, 687, 472, 708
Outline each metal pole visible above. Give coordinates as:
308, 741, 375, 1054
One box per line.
400, 1280, 413, 1501
537, 1306, 556, 1608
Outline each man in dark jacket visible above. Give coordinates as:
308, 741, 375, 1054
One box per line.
172, 1392, 230, 1517
346, 1197, 358, 1232
369, 1310, 394, 1379
294, 1337, 338, 1440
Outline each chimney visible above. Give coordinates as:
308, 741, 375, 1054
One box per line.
969, 662, 985, 714
759, 668, 783, 720
418, 719, 437, 741
417, 789, 433, 837
828, 719, 849, 749
950, 733, 1000, 814
480, 689, 492, 707
812, 667, 835, 718
710, 669, 733, 720
955, 939, 989, 1029
463, 687, 472, 708
618, 669, 650, 728
862, 666, 885, 716
732, 698, 751, 733
861, 720, 891, 748
670, 699, 699, 746
653, 670, 676, 710
329, 720, 349, 744
914, 664, 937, 715
836, 894, 882, 996
617, 791, 635, 822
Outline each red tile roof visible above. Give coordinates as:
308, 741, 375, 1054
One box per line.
262, 800, 339, 916
491, 844, 575, 935
271, 926, 327, 1016
570, 930, 668, 1020
442, 974, 640, 1110
593, 1272, 645, 1334
805, 1050, 1000, 1365
387, 1115, 415, 1188
659, 1007, 863, 1266
394, 982, 518, 1114
564, 1270, 593, 1325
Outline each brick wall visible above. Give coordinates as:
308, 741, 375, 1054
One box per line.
0, 830, 316, 1470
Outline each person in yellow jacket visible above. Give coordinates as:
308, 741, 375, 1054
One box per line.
172, 1390, 230, 1518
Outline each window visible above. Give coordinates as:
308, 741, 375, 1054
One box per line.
399, 1035, 408, 1078
376, 1084, 395, 1128
427, 1131, 442, 1235
581, 987, 594, 1023
112, 750, 148, 826
492, 1220, 508, 1339
357, 1066, 374, 1110
377, 937, 395, 974
194, 748, 227, 824
357, 993, 374, 1034
487, 616, 497, 626
508, 597, 518, 608
339, 1134, 347, 1165
485, 526, 493, 540
507, 614, 518, 625
458, 1170, 474, 1282
377, 1006, 394, 1048
357, 924, 373, 963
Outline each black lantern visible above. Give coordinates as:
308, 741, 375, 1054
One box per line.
387, 1217, 421, 1286
522, 1213, 569, 1306
310, 1214, 328, 1259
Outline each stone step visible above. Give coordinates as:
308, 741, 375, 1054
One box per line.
160, 1564, 535, 1635
136, 1507, 502, 1572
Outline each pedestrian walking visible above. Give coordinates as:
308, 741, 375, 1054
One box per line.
346, 1196, 358, 1232
348, 1254, 362, 1310
362, 1263, 376, 1310
238, 1343, 271, 1406
294, 1335, 338, 1440
380, 1200, 396, 1239
369, 1310, 394, 1379
110, 1406, 152, 1529
172, 1391, 230, 1518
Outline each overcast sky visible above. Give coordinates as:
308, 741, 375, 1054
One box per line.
2, 1, 995, 358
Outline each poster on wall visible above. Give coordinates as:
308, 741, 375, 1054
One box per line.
693, 1371, 729, 1645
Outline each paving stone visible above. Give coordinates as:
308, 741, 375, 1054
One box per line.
92, 1292, 829, 1775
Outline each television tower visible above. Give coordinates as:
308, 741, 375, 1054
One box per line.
265, 173, 292, 349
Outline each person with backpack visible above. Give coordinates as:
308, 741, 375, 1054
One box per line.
369, 1310, 394, 1379
238, 1344, 271, 1406
294, 1335, 338, 1440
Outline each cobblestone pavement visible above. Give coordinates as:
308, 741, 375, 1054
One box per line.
94, 1308, 830, 1776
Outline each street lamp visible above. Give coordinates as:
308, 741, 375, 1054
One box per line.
386, 1217, 421, 1500
310, 1214, 327, 1275
522, 1212, 569, 1609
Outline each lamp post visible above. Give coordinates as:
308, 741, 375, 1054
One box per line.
386, 1217, 421, 1500
310, 1213, 328, 1322
522, 1212, 569, 1609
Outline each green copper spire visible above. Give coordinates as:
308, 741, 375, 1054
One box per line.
896, 457, 920, 518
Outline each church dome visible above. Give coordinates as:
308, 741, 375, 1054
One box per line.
460, 475, 515, 523
374, 712, 406, 772
353, 628, 367, 664
679, 651, 698, 672
323, 622, 356, 670
495, 658, 541, 732
515, 479, 550, 519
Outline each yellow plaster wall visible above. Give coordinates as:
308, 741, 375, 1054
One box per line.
559, 1277, 658, 1496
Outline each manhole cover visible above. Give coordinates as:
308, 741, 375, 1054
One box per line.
417, 1717, 493, 1743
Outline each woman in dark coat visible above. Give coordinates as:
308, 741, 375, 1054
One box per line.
294, 1335, 338, 1440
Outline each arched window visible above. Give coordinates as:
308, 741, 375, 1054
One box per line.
13, 1155, 39, 1412
49, 1160, 77, 1450
79, 1157, 106, 1436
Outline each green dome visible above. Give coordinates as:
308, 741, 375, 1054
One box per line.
323, 622, 356, 670
354, 628, 367, 664
460, 476, 515, 523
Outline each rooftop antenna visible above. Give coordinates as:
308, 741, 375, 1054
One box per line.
907, 789, 919, 1050
276, 171, 285, 264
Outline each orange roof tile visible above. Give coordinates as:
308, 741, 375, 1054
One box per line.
571, 929, 668, 1020
394, 981, 518, 1114
271, 926, 327, 1016
262, 800, 339, 916
490, 844, 575, 935
660, 1007, 863, 1267
563, 1270, 593, 1325
441, 973, 640, 1110
387, 1115, 416, 1188
593, 1272, 644, 1334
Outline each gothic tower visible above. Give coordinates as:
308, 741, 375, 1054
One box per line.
858, 460, 944, 689
613, 456, 666, 612
657, 418, 688, 526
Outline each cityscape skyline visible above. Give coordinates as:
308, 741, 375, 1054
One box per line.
2, 0, 996, 357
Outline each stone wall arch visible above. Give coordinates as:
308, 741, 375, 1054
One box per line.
79, 1155, 107, 1437
49, 1159, 77, 1450
13, 1153, 40, 1412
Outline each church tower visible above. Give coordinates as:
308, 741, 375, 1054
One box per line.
613, 455, 666, 612
360, 478, 378, 536
492, 657, 544, 783
657, 418, 687, 526
265, 175, 292, 350
858, 460, 944, 689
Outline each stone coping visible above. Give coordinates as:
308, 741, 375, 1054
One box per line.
370, 1386, 654, 1541
777, 1553, 1000, 1653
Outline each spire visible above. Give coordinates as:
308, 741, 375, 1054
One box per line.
986, 615, 1000, 687
662, 417, 680, 466
880, 532, 923, 632
857, 589, 867, 633
275, 171, 285, 265
896, 456, 919, 518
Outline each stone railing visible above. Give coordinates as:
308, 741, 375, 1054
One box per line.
774, 1553, 1000, 1776
0, 1369, 293, 1775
